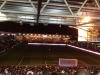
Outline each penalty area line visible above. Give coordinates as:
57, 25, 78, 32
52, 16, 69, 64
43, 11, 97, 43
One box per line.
18, 56, 24, 66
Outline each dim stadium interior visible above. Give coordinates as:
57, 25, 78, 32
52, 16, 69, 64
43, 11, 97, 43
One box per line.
0, 0, 100, 75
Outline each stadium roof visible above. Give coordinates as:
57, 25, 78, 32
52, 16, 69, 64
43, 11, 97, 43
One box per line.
0, 0, 100, 37
0, 0, 100, 26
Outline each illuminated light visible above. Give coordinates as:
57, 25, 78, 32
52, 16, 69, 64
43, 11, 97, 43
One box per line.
13, 34, 16, 35
46, 66, 48, 67
1, 33, 4, 35
7, 34, 10, 35
82, 17, 91, 23
28, 43, 66, 46
19, 33, 21, 35
78, 28, 89, 41
59, 25, 61, 27
78, 24, 94, 41
78, 29, 87, 41
27, 34, 29, 35
23, 34, 25, 35
69, 26, 73, 28
43, 35, 47, 37
97, 46, 100, 47
67, 44, 100, 55
78, 17, 92, 41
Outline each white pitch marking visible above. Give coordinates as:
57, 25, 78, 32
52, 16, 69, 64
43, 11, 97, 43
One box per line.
18, 56, 24, 66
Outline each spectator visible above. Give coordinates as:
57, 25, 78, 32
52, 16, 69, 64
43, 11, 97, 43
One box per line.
74, 70, 90, 75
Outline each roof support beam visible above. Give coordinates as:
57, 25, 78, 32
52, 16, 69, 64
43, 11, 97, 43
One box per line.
64, 0, 74, 15
75, 0, 88, 15
37, 0, 43, 24
41, 13, 100, 19
0, 10, 37, 14
0, 0, 7, 10
1, 0, 100, 10
1, 10, 100, 19
40, 0, 50, 13
76, 20, 100, 26
28, 0, 37, 13
94, 0, 100, 9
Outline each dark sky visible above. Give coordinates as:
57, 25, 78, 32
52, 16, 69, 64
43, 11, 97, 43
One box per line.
0, 21, 78, 39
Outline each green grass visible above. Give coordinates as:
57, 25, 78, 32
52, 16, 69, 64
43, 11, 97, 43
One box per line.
0, 43, 100, 66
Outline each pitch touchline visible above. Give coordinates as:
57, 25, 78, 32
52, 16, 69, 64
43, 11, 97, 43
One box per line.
18, 56, 24, 66
0, 49, 13, 57
67, 44, 100, 55
0, 45, 17, 57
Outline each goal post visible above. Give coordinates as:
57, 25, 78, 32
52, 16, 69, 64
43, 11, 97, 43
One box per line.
59, 58, 78, 67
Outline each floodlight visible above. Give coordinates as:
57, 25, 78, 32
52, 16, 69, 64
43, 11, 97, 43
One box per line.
82, 17, 91, 22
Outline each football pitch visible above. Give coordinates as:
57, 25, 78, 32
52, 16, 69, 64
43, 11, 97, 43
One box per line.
0, 43, 100, 66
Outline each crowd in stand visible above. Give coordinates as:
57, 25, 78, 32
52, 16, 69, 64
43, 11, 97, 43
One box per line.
69, 41, 100, 52
0, 34, 19, 53
0, 66, 100, 75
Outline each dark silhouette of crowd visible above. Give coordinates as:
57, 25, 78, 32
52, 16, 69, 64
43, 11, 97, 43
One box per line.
0, 66, 100, 75
69, 41, 100, 53
0, 34, 20, 53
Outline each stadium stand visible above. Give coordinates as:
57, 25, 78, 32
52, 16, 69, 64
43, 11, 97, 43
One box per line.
0, 34, 20, 53
0, 66, 100, 75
